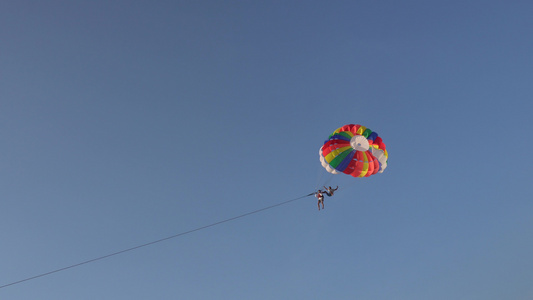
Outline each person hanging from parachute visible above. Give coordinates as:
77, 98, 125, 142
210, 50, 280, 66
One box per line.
323, 186, 338, 197
315, 124, 388, 209
315, 189, 325, 210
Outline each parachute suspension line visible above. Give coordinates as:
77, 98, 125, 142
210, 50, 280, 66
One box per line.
315, 163, 326, 191
0, 193, 314, 290
322, 172, 335, 187
342, 178, 360, 190
315, 168, 336, 192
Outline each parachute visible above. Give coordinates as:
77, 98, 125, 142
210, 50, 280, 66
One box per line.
319, 124, 388, 178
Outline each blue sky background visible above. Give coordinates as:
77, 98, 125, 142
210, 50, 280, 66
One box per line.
2, 1, 533, 299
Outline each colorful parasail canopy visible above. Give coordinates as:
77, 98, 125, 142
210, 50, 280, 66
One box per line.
320, 124, 388, 177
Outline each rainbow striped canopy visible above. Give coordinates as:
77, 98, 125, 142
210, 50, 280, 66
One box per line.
319, 124, 388, 177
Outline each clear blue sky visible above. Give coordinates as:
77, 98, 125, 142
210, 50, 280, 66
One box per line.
2, 1, 533, 299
